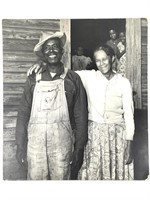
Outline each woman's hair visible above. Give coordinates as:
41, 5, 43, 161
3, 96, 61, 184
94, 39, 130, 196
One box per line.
93, 45, 115, 60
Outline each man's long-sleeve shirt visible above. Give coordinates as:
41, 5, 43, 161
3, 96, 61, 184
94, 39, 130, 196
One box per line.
15, 63, 88, 150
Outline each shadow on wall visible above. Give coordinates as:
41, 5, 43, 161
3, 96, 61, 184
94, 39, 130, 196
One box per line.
133, 109, 149, 180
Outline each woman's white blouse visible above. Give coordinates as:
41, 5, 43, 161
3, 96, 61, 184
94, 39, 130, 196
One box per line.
76, 70, 135, 140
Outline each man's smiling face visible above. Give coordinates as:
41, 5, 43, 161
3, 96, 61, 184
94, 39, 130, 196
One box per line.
42, 38, 63, 64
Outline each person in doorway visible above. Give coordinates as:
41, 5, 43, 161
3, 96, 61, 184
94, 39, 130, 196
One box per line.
28, 45, 135, 180
72, 46, 93, 71
106, 29, 119, 71
116, 32, 126, 76
106, 29, 118, 55
15, 31, 88, 180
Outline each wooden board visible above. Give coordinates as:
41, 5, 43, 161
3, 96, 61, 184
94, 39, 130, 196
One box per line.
3, 51, 37, 62
3, 38, 38, 52
2, 19, 60, 31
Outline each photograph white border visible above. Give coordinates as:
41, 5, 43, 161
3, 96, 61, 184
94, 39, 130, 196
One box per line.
0, 0, 149, 200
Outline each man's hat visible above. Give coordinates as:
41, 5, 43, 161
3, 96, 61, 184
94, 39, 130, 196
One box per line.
34, 31, 66, 57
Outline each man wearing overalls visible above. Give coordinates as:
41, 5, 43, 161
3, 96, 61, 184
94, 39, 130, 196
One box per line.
15, 32, 88, 180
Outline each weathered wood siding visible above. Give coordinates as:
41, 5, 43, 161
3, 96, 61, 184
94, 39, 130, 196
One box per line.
126, 18, 148, 110
126, 19, 142, 109
3, 19, 60, 180
141, 18, 148, 109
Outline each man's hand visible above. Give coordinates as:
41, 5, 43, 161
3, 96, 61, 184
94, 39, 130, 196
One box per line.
27, 63, 42, 76
124, 140, 133, 165
16, 146, 28, 170
70, 148, 84, 180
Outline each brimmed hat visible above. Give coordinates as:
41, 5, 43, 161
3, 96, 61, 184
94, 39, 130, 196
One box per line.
34, 31, 66, 57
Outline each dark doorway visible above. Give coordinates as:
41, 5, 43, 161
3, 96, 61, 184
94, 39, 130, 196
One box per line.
71, 19, 126, 59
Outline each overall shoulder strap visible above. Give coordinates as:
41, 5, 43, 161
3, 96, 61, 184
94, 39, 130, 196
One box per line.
36, 71, 42, 82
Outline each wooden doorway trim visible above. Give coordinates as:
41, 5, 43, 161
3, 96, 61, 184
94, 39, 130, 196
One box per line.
126, 18, 142, 109
60, 19, 71, 69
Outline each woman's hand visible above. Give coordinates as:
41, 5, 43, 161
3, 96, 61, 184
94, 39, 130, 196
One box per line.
124, 140, 133, 165
27, 63, 42, 76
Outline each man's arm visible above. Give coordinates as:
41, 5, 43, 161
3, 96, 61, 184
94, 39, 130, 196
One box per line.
70, 73, 88, 179
16, 76, 33, 167
73, 74, 88, 149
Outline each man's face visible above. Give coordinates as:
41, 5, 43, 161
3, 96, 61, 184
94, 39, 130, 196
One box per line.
42, 38, 63, 64
109, 30, 117, 40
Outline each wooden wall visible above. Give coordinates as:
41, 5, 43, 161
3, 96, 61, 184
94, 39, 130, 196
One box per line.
141, 18, 148, 109
3, 19, 60, 180
126, 18, 148, 110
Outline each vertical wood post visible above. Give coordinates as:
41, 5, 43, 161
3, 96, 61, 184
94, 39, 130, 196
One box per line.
60, 19, 71, 69
126, 19, 142, 108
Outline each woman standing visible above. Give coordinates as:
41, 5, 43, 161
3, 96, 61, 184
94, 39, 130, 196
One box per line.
77, 45, 134, 180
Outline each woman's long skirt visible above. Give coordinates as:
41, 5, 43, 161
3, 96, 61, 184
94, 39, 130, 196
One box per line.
78, 121, 134, 180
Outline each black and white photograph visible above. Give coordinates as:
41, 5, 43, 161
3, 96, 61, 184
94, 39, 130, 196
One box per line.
0, 1, 150, 199
2, 18, 148, 181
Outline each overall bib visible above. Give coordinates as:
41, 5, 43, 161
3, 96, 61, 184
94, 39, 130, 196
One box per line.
27, 69, 74, 180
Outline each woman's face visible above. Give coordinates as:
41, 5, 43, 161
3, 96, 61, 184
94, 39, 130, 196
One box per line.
94, 50, 112, 74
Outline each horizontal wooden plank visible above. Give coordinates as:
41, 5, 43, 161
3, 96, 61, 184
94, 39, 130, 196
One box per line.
141, 73, 148, 78
4, 111, 18, 117
2, 19, 60, 31
3, 117, 17, 128
142, 99, 148, 104
3, 38, 37, 52
4, 91, 23, 95
3, 72, 27, 82
3, 95, 21, 106
4, 83, 25, 92
141, 85, 148, 89
3, 61, 34, 71
141, 46, 147, 54
3, 51, 38, 62
141, 94, 148, 98
3, 67, 28, 73
141, 92, 148, 96
141, 27, 148, 37
4, 105, 19, 112
142, 99, 148, 103
4, 79, 26, 84
141, 36, 147, 45
141, 77, 148, 81
141, 74, 148, 78
141, 82, 148, 86
3, 128, 16, 141
141, 97, 148, 101
141, 54, 147, 65
142, 106, 147, 110
3, 28, 55, 40
141, 64, 147, 69
3, 141, 17, 160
